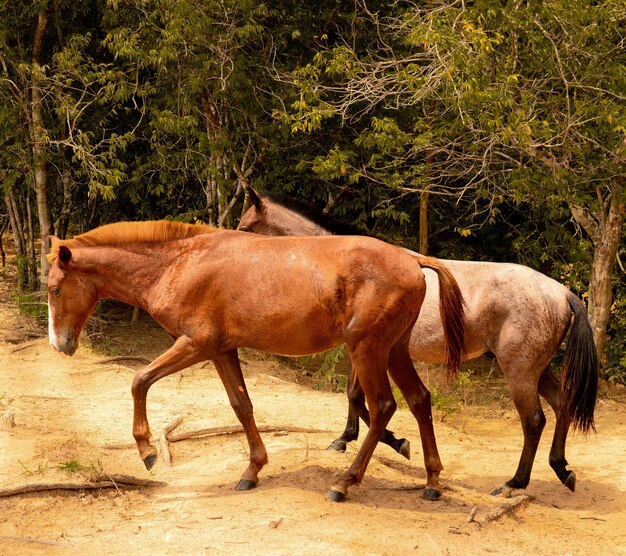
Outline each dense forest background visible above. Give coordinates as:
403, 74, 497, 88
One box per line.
1, 0, 624, 381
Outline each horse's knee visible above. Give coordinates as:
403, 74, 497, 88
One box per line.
523, 409, 546, 440
527, 410, 546, 437
404, 389, 431, 414
347, 385, 364, 406
131, 372, 145, 398
375, 397, 396, 423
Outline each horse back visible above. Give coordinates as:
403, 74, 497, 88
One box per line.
155, 232, 426, 356
410, 258, 572, 361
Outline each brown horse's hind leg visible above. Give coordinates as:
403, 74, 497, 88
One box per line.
387, 342, 444, 500
491, 381, 546, 497
212, 350, 268, 491
539, 369, 576, 491
328, 345, 396, 502
131, 336, 206, 469
328, 366, 411, 460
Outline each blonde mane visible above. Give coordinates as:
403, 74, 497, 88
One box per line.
47, 220, 218, 262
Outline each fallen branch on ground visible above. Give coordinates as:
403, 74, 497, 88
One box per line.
96, 356, 151, 365
479, 494, 533, 526
166, 424, 327, 443
9, 339, 43, 354
0, 474, 166, 498
103, 424, 328, 450
160, 416, 184, 465
0, 535, 69, 547
369, 484, 425, 491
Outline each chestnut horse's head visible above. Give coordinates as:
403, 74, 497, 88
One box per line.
47, 239, 98, 356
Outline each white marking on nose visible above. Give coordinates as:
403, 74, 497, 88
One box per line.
48, 304, 61, 352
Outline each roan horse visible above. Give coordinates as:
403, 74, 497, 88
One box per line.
47, 220, 467, 501
237, 188, 599, 496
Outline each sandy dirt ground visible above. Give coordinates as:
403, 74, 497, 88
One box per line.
0, 294, 625, 556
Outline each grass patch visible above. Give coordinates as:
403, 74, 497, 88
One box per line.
57, 459, 103, 475
13, 291, 48, 320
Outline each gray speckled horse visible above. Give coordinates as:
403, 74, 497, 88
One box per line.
238, 188, 599, 497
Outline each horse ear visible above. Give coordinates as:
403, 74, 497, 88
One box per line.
58, 245, 72, 266
248, 187, 264, 212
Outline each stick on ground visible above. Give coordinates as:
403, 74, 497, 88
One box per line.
0, 474, 166, 498
160, 416, 184, 465
103, 424, 328, 450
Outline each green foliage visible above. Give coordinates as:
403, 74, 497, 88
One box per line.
430, 370, 479, 421
306, 346, 348, 392
13, 292, 48, 321
430, 386, 461, 420
57, 459, 103, 475
57, 459, 86, 474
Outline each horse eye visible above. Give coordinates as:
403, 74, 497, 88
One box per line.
239, 226, 250, 232
50, 287, 61, 297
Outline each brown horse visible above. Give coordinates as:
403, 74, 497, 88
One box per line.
47, 220, 467, 502
238, 188, 599, 497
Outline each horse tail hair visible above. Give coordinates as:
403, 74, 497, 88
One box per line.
560, 292, 599, 433
415, 256, 467, 376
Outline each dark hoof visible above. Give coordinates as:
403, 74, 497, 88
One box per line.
564, 471, 576, 492
235, 479, 258, 491
490, 485, 514, 498
327, 488, 347, 502
143, 452, 157, 471
326, 440, 347, 453
422, 488, 441, 501
398, 439, 411, 460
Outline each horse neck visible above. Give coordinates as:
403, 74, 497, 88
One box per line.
78, 245, 167, 310
270, 205, 332, 236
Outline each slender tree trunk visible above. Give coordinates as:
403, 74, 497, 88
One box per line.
26, 190, 39, 289
54, 157, 74, 238
205, 177, 217, 226
0, 218, 8, 267
5, 190, 28, 291
419, 190, 429, 255
31, 4, 53, 288
86, 195, 99, 231
570, 182, 625, 362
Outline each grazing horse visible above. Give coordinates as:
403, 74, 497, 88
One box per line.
238, 188, 599, 496
46, 220, 467, 502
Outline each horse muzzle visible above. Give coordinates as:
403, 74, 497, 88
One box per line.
49, 332, 78, 356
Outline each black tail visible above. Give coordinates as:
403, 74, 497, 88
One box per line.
561, 292, 599, 432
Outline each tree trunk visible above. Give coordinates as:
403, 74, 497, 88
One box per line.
0, 218, 8, 267
570, 182, 625, 362
419, 190, 429, 255
587, 193, 625, 361
26, 190, 39, 289
205, 177, 217, 226
5, 190, 28, 292
54, 158, 74, 238
31, 4, 53, 288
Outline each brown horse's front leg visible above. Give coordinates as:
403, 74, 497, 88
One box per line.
131, 336, 205, 470
212, 350, 268, 490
